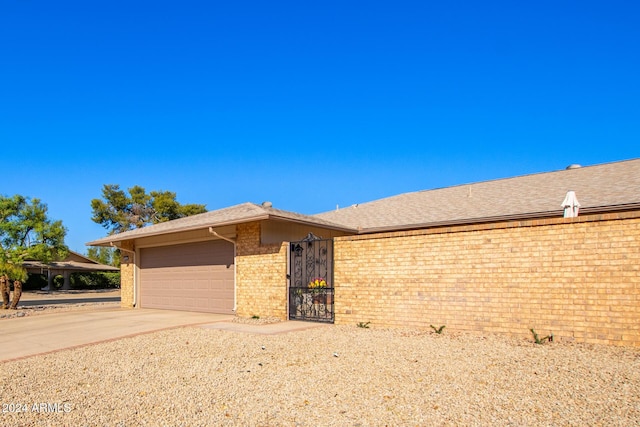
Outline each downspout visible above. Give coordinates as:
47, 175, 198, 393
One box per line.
110, 242, 137, 307
209, 227, 237, 312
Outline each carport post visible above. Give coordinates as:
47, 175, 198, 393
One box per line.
110, 242, 137, 307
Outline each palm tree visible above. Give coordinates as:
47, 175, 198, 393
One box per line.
0, 264, 27, 309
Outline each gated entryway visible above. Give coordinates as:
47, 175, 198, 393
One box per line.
288, 233, 334, 323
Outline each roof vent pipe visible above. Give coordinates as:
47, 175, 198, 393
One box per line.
566, 164, 582, 170
561, 190, 581, 218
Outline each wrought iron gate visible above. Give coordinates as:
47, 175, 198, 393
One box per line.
289, 233, 334, 323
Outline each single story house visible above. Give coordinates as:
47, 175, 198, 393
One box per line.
24, 250, 119, 290
87, 158, 640, 346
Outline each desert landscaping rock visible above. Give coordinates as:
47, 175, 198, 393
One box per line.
1, 304, 638, 426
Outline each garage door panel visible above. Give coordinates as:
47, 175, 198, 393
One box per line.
140, 240, 234, 314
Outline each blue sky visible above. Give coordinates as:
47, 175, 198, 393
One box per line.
1, 1, 638, 253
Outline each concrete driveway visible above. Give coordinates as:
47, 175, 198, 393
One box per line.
0, 308, 234, 362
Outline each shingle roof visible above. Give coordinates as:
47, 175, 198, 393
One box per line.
314, 158, 640, 232
24, 259, 120, 272
24, 251, 119, 272
86, 202, 356, 246
87, 158, 640, 246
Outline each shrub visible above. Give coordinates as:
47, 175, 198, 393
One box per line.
70, 272, 121, 289
24, 273, 48, 291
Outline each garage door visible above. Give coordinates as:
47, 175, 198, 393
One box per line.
139, 240, 234, 314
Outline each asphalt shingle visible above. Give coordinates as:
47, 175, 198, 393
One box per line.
314, 158, 640, 232
87, 202, 354, 246
87, 158, 640, 246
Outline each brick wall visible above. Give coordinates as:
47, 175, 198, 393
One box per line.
115, 212, 639, 346
119, 240, 135, 308
235, 222, 288, 319
334, 212, 640, 346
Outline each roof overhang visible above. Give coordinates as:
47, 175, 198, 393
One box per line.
87, 210, 358, 247
23, 260, 119, 273
356, 203, 640, 234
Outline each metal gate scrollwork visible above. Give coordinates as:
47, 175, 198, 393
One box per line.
289, 233, 334, 323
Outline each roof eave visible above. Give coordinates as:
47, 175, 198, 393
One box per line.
356, 203, 640, 235
86, 214, 271, 247
356, 211, 562, 234
267, 214, 358, 233
87, 213, 357, 247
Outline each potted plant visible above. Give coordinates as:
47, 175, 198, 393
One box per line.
308, 277, 327, 304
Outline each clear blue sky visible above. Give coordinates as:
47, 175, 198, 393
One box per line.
1, 1, 638, 253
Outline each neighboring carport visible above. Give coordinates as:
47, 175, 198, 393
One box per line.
23, 250, 119, 291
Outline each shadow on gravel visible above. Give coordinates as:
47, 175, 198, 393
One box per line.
19, 296, 121, 306
18, 290, 121, 307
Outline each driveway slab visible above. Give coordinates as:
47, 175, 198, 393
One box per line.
0, 308, 234, 362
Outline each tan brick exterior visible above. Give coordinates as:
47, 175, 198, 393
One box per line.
115, 211, 640, 346
235, 222, 288, 319
119, 240, 135, 308
334, 212, 640, 346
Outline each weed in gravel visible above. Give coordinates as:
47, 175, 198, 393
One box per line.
530, 328, 553, 344
430, 325, 446, 334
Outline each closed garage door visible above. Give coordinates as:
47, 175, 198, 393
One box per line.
139, 240, 234, 314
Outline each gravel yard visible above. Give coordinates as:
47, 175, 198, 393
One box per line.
1, 309, 639, 427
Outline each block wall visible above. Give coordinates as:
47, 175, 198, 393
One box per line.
334, 212, 640, 346
235, 221, 288, 319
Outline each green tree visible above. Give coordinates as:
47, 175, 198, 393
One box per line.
0, 195, 68, 282
86, 246, 118, 266
90, 184, 207, 235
